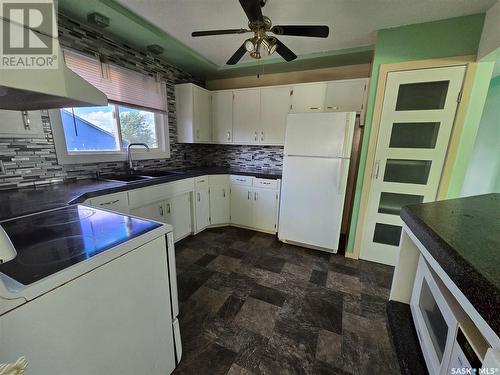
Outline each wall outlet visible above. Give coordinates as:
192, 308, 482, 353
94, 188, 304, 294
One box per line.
0, 160, 5, 175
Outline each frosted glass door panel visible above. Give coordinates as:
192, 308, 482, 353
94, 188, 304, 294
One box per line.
395, 81, 449, 111
389, 122, 440, 149
383, 159, 432, 185
419, 280, 447, 362
373, 223, 402, 247
378, 192, 424, 215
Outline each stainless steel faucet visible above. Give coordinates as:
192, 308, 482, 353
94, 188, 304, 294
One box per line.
127, 143, 150, 171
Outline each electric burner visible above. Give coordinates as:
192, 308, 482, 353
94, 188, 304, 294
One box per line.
30, 206, 95, 227
0, 205, 162, 285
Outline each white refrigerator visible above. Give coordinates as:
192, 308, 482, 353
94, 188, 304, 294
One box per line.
278, 112, 356, 253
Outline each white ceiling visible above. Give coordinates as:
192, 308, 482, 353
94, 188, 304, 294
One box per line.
116, 0, 496, 66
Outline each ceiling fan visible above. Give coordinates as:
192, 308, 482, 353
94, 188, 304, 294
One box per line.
191, 0, 330, 65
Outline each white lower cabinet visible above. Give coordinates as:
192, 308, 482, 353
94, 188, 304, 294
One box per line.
166, 193, 193, 242
230, 184, 254, 228
252, 188, 278, 232
130, 201, 165, 222
209, 175, 230, 225
195, 187, 210, 233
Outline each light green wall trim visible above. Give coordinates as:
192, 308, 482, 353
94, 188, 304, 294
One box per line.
346, 13, 486, 254
58, 0, 374, 80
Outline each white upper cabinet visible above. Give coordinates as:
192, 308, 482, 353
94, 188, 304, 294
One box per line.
175, 83, 211, 143
0, 110, 44, 137
233, 88, 261, 144
260, 86, 292, 145
212, 91, 233, 143
325, 78, 368, 112
291, 83, 327, 113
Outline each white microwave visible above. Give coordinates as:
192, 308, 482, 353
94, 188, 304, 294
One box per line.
410, 255, 488, 375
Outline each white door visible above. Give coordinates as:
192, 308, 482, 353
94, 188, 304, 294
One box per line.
195, 187, 210, 232
193, 86, 211, 142
129, 201, 165, 223
291, 83, 327, 113
212, 91, 233, 143
325, 79, 367, 112
252, 188, 278, 232
285, 112, 355, 158
209, 175, 230, 225
360, 66, 466, 265
279, 156, 346, 252
230, 184, 253, 227
260, 86, 292, 145
233, 88, 260, 144
168, 193, 193, 242
0, 110, 44, 137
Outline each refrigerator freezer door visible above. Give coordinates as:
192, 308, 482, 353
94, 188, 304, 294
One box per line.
284, 112, 355, 158
278, 156, 350, 252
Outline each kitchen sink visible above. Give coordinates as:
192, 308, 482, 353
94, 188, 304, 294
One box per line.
101, 174, 154, 183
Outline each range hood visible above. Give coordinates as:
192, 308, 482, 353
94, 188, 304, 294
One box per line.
0, 5, 108, 110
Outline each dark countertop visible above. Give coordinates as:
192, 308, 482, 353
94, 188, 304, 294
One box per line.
401, 193, 500, 336
0, 167, 282, 221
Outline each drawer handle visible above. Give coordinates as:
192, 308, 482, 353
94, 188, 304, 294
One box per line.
159, 205, 164, 217
198, 180, 205, 183
247, 191, 251, 200
236, 178, 245, 182
327, 105, 339, 110
166, 203, 171, 214
309, 107, 320, 110
262, 182, 271, 185
100, 199, 119, 206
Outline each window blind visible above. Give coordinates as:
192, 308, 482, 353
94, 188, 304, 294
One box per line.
63, 49, 167, 113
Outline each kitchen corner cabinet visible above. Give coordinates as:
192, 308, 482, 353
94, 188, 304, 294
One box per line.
233, 88, 261, 144
0, 110, 44, 137
209, 175, 230, 225
290, 83, 327, 113
212, 91, 233, 143
175, 83, 211, 143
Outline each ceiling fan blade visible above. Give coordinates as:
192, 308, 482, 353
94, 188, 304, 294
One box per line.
238, 0, 263, 22
192, 29, 249, 37
226, 43, 247, 65
275, 39, 297, 62
271, 25, 330, 38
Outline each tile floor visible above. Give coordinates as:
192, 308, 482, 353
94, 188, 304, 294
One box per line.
173, 227, 400, 375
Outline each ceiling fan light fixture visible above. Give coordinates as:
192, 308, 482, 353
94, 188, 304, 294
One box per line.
262, 36, 277, 55
244, 37, 257, 52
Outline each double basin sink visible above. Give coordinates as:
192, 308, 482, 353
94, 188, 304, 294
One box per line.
100, 170, 185, 184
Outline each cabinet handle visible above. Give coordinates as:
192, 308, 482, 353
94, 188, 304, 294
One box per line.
222, 189, 226, 198
21, 111, 31, 130
196, 129, 200, 139
327, 105, 339, 110
247, 191, 251, 200
198, 179, 205, 183
373, 160, 380, 180
254, 192, 257, 201
227, 131, 231, 141
254, 131, 258, 141
159, 205, 164, 217
100, 199, 119, 206
166, 203, 171, 214
197, 192, 201, 202
261, 131, 264, 141
309, 107, 321, 110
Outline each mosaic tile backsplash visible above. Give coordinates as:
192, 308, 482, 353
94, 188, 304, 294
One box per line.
0, 14, 283, 191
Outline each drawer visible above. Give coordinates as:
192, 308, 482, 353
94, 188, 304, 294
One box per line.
230, 175, 252, 186
128, 178, 194, 208
194, 176, 209, 189
89, 192, 129, 213
253, 178, 279, 190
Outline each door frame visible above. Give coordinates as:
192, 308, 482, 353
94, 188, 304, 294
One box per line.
349, 55, 477, 260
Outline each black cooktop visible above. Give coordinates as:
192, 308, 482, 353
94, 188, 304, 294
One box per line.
0, 205, 161, 285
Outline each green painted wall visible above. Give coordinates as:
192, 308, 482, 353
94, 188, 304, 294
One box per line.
462, 73, 500, 196
347, 14, 486, 254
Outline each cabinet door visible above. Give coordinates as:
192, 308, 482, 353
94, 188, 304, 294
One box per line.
260, 86, 291, 145
212, 91, 233, 143
0, 110, 44, 137
209, 176, 230, 225
168, 193, 193, 242
230, 184, 253, 227
195, 187, 210, 232
233, 89, 260, 144
325, 79, 367, 112
193, 86, 211, 142
291, 83, 327, 113
252, 188, 278, 232
129, 201, 165, 222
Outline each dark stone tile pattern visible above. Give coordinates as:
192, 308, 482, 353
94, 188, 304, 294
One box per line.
173, 227, 400, 374
401, 193, 500, 337
386, 301, 428, 375
0, 14, 284, 190
0, 167, 282, 221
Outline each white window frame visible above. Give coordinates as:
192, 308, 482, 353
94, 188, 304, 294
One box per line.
49, 104, 170, 165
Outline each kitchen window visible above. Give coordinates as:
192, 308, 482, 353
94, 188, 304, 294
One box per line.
50, 49, 170, 164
